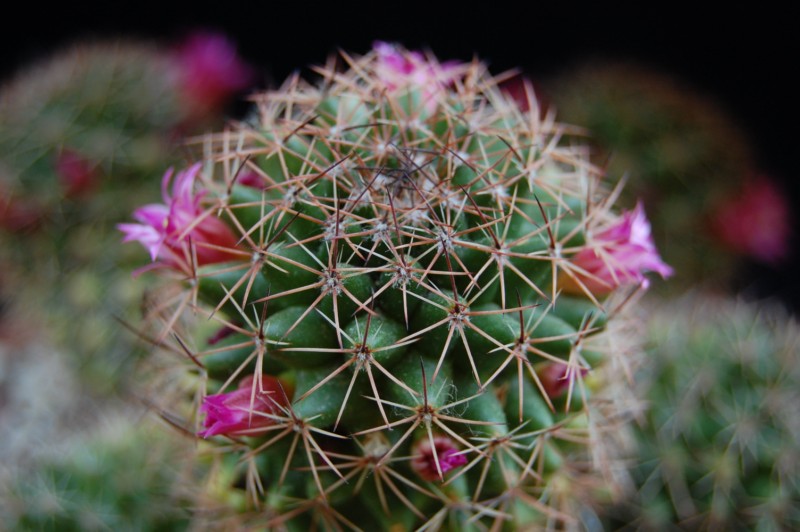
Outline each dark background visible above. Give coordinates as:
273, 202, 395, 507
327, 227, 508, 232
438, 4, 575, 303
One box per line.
2, 5, 797, 310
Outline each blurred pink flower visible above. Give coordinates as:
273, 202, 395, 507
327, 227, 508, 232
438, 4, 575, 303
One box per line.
173, 31, 253, 116
711, 176, 791, 265
499, 74, 544, 114
235, 170, 264, 189
538, 363, 587, 399
54, 149, 100, 198
199, 375, 289, 438
373, 41, 461, 111
411, 435, 467, 481
0, 184, 43, 232
118, 163, 239, 269
564, 201, 673, 295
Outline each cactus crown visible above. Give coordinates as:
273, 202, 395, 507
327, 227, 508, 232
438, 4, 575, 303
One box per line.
132, 43, 667, 529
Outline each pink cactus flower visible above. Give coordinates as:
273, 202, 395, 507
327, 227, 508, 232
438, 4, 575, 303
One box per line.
54, 149, 100, 198
499, 74, 543, 114
0, 184, 43, 232
411, 435, 468, 481
538, 363, 588, 399
564, 201, 673, 295
711, 176, 791, 265
235, 170, 264, 189
173, 31, 253, 116
373, 41, 461, 111
118, 163, 240, 269
199, 374, 290, 438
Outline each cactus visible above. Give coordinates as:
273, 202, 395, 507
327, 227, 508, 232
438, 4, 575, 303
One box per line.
0, 416, 191, 532
543, 61, 789, 288
0, 35, 252, 394
0, 34, 252, 228
125, 43, 670, 529
602, 294, 800, 530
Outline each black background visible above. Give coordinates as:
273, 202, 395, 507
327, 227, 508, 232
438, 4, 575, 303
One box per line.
2, 5, 797, 310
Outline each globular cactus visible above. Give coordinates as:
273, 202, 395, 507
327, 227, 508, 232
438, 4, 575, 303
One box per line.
0, 34, 251, 393
543, 61, 791, 287
125, 43, 671, 529
603, 294, 800, 531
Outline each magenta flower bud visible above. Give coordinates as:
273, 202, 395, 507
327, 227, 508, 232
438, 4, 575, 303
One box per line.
372, 41, 462, 112
411, 435, 467, 481
711, 176, 791, 265
538, 362, 588, 399
563, 201, 673, 295
54, 149, 100, 198
0, 184, 43, 232
173, 31, 253, 116
118, 163, 240, 269
499, 74, 542, 114
235, 170, 264, 189
198, 374, 290, 438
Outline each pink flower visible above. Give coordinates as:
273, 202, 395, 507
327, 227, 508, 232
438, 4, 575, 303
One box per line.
235, 170, 264, 189
711, 176, 791, 265
564, 201, 673, 295
118, 163, 239, 269
411, 435, 468, 481
173, 31, 253, 116
0, 184, 43, 232
199, 374, 290, 438
499, 74, 542, 114
54, 149, 100, 198
538, 363, 587, 399
373, 41, 462, 111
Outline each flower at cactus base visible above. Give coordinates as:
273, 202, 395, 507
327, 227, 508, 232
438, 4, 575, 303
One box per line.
199, 375, 290, 438
563, 202, 673, 295
711, 176, 791, 265
411, 435, 468, 481
172, 31, 253, 116
118, 163, 240, 269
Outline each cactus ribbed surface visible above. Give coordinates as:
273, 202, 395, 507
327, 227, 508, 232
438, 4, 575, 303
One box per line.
126, 43, 670, 529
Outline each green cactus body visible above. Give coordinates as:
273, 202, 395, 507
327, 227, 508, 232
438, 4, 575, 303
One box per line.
132, 44, 665, 529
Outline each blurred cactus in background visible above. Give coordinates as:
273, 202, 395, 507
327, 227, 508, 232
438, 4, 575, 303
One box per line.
0, 414, 191, 531
125, 43, 670, 529
544, 61, 792, 289
599, 294, 800, 530
0, 31, 251, 531
0, 33, 252, 393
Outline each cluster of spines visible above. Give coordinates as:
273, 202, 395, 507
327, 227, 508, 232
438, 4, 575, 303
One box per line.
141, 47, 645, 530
